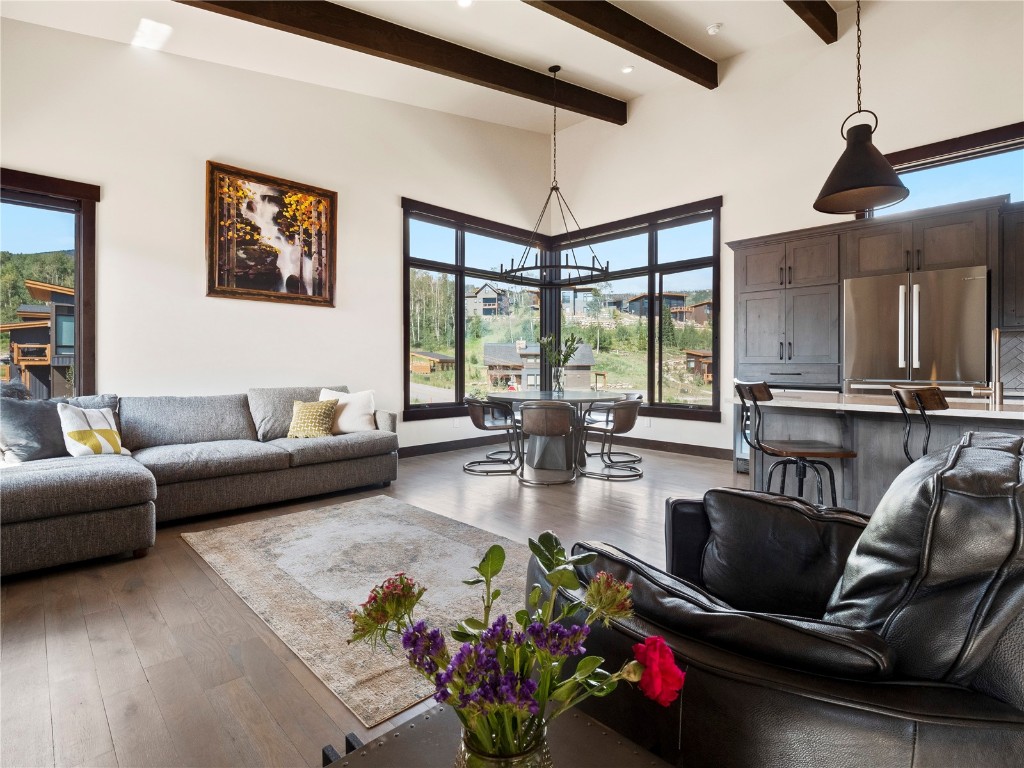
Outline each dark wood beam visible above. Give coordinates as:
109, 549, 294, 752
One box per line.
177, 1, 627, 124
523, 1, 717, 90
784, 1, 838, 44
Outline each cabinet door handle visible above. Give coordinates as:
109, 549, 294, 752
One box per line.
788, 341, 793, 360
779, 342, 784, 360
779, 267, 784, 286
916, 249, 922, 271
788, 266, 793, 285
905, 250, 911, 271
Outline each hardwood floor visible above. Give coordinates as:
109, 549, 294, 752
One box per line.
1, 447, 744, 768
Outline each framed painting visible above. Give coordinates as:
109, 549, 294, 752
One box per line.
206, 161, 337, 306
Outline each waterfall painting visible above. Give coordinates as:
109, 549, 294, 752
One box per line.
205, 162, 336, 306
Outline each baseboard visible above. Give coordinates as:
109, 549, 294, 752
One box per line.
398, 434, 730, 461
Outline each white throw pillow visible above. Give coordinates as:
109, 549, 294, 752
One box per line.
57, 403, 131, 457
320, 388, 377, 434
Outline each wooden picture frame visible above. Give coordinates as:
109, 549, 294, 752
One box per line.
206, 161, 337, 306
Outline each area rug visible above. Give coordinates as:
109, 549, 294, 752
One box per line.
180, 496, 531, 727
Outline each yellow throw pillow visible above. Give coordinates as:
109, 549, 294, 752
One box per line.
57, 403, 130, 457
287, 399, 337, 439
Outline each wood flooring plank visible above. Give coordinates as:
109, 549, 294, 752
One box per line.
190, 588, 256, 647
146, 657, 246, 768
111, 587, 182, 669
75, 572, 118, 616
206, 678, 307, 768
160, 542, 220, 600
146, 581, 205, 630
228, 638, 344, 768
2, 581, 53, 768
283, 657, 364, 736
84, 608, 149, 698
70, 750, 118, 768
170, 620, 242, 690
104, 682, 182, 768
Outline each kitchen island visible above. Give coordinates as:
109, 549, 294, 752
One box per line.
742, 390, 1023, 514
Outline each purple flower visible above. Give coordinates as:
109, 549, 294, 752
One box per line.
433, 639, 539, 716
401, 620, 448, 675
526, 621, 590, 657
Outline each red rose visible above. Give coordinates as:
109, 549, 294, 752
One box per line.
632, 636, 685, 706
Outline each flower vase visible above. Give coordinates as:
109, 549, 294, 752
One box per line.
551, 367, 565, 394
454, 729, 553, 768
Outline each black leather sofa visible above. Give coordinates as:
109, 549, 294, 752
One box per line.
530, 431, 1024, 767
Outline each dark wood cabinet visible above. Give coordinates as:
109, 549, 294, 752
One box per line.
1001, 203, 1024, 328
737, 243, 785, 292
787, 284, 840, 364
786, 235, 839, 287
843, 222, 911, 278
736, 289, 785, 365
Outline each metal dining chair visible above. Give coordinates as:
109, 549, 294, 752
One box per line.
580, 399, 644, 481
463, 398, 521, 475
891, 385, 949, 463
735, 380, 856, 506
518, 400, 577, 486
583, 393, 643, 465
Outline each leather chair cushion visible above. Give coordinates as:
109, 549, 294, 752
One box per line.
701, 488, 868, 618
826, 432, 1024, 707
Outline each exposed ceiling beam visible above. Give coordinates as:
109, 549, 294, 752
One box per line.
523, 1, 717, 90
177, 1, 627, 125
784, 1, 839, 44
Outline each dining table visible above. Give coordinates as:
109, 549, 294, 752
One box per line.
486, 390, 626, 471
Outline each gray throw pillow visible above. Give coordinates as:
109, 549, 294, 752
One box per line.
0, 394, 120, 463
247, 385, 348, 441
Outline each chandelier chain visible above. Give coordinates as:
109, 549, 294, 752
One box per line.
855, 0, 862, 113
551, 69, 558, 185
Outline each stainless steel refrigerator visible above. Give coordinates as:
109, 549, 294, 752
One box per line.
843, 265, 988, 390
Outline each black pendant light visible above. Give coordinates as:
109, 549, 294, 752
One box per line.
814, 1, 908, 214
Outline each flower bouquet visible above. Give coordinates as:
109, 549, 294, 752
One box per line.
348, 531, 685, 766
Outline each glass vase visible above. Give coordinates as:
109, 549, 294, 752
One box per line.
454, 728, 553, 768
551, 367, 565, 394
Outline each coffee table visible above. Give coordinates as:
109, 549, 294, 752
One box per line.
324, 704, 671, 767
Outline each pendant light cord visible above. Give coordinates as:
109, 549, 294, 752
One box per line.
855, 0, 862, 113
551, 68, 558, 186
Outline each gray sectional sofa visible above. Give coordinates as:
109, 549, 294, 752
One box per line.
0, 385, 398, 576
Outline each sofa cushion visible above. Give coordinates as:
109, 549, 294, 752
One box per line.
320, 388, 377, 433
132, 439, 289, 484
0, 394, 119, 463
248, 385, 347, 441
120, 394, 257, 450
269, 431, 399, 467
0, 454, 156, 523
826, 432, 1024, 697
287, 399, 337, 439
701, 488, 868, 619
58, 403, 130, 457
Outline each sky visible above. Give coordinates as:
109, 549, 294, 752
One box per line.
0, 203, 76, 253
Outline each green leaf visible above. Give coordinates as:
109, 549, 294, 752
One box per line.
529, 585, 542, 609
550, 680, 577, 702
544, 564, 581, 591
462, 617, 487, 630
515, 610, 530, 628
538, 531, 560, 555
490, 589, 501, 601
478, 545, 506, 578
528, 538, 556, 571
450, 629, 475, 643
462, 577, 485, 586
592, 679, 619, 697
574, 656, 604, 679
567, 552, 597, 566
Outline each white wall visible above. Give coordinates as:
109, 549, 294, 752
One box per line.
1, 19, 549, 447
556, 0, 1024, 450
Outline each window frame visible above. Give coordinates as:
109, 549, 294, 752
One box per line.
1, 168, 100, 395
402, 196, 723, 423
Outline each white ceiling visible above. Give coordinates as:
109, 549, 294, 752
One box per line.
1, 0, 848, 133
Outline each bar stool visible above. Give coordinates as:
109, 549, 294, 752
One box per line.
580, 399, 644, 481
463, 398, 520, 475
735, 381, 856, 506
518, 401, 577, 486
583, 393, 643, 465
891, 385, 949, 463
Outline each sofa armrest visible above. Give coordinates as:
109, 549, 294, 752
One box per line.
664, 497, 711, 584
374, 410, 397, 433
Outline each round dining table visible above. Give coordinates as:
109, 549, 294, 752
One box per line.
486, 390, 626, 471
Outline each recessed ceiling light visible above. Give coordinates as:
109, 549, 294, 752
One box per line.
457, 0, 473, 8
131, 18, 173, 50
706, 23, 724, 36
621, 65, 635, 74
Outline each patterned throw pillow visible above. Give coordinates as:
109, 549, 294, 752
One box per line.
287, 399, 337, 439
57, 403, 131, 457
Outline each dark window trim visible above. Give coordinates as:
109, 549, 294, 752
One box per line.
403, 197, 722, 422
1, 168, 100, 395
858, 122, 1024, 219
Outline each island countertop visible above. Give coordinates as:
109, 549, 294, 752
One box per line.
736, 390, 1024, 422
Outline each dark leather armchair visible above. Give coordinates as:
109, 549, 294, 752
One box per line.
529, 432, 1024, 767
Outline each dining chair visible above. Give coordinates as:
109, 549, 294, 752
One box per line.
517, 400, 577, 486
580, 399, 644, 481
583, 393, 643, 465
463, 397, 521, 475
891, 385, 949, 463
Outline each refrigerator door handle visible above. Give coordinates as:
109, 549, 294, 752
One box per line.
912, 283, 921, 369
898, 284, 907, 368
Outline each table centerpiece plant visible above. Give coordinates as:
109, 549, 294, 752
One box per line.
348, 531, 685, 767
538, 334, 584, 393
